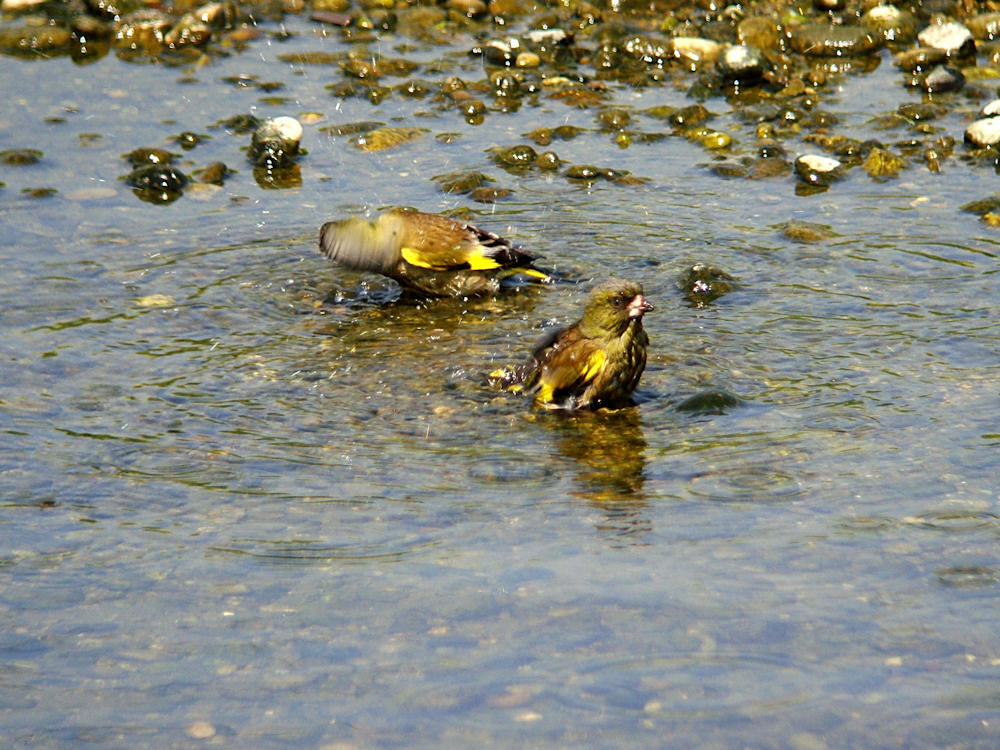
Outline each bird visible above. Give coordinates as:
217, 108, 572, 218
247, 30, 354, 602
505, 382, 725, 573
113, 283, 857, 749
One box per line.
491, 278, 653, 410
318, 208, 553, 298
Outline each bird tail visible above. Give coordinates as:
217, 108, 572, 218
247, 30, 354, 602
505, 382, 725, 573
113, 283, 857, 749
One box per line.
487, 365, 527, 393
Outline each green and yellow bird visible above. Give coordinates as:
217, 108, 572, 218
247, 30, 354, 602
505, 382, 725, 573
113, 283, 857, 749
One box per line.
318, 208, 552, 298
492, 279, 653, 410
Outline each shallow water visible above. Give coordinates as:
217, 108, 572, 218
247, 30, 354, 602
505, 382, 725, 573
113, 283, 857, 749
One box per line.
2, 8, 1000, 749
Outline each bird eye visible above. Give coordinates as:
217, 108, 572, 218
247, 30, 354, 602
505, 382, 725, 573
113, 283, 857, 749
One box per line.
612, 295, 625, 307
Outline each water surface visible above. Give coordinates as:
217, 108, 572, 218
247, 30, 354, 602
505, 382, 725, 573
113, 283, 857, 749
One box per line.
2, 8, 1000, 748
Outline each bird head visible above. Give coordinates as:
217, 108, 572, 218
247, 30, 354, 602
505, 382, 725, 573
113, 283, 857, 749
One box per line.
579, 279, 653, 338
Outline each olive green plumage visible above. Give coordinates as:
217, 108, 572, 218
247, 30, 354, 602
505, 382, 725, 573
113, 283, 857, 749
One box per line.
318, 208, 551, 297
494, 279, 653, 410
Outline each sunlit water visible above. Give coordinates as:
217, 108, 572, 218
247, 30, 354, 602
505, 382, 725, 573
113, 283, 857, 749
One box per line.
2, 11, 1000, 749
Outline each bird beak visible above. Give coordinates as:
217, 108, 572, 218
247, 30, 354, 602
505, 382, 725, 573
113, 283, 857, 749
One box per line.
628, 294, 654, 318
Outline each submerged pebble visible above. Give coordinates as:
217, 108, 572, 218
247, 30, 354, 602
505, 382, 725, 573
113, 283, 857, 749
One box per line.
863, 147, 905, 180
781, 220, 835, 243
680, 263, 735, 306
354, 126, 426, 151
0, 148, 42, 165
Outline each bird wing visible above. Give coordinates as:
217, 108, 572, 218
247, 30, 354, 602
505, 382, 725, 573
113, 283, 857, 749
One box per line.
395, 211, 538, 272
318, 216, 401, 274
527, 328, 607, 406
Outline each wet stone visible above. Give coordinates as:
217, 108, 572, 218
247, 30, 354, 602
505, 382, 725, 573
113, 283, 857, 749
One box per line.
675, 389, 743, 416
523, 125, 583, 145
788, 24, 882, 57
795, 153, 844, 185
738, 16, 780, 52
669, 104, 712, 127
397, 79, 432, 98
534, 151, 560, 170
447, 0, 486, 17
967, 13, 1000, 42
86, 0, 141, 20
597, 108, 631, 131
921, 65, 964, 93
700, 131, 732, 150
249, 116, 302, 167
195, 1, 239, 29
433, 170, 491, 194
494, 144, 537, 167
126, 163, 188, 191
469, 187, 511, 203
564, 164, 628, 182
490, 71, 520, 98
71, 15, 114, 42
22, 187, 57, 199
0, 148, 42, 165
623, 35, 672, 67
516, 52, 540, 68
460, 99, 486, 119
748, 158, 792, 179
716, 44, 766, 86
918, 21, 975, 57
757, 141, 787, 160
964, 118, 1000, 148
680, 263, 735, 306
980, 99, 1000, 117
114, 10, 172, 53
164, 15, 212, 48
311, 10, 352, 26
0, 25, 73, 55
895, 46, 948, 72
125, 147, 174, 166
126, 163, 188, 202
960, 195, 1000, 215
780, 220, 835, 242
670, 36, 721, 68
353, 126, 426, 152
863, 147, 905, 180
709, 161, 748, 178
2, 0, 47, 12
194, 162, 231, 184
482, 39, 516, 66
319, 120, 384, 136
174, 131, 207, 150
862, 5, 918, 43
897, 102, 940, 122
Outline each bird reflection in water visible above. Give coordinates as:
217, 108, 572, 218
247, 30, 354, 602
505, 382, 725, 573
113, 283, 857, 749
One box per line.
545, 408, 650, 544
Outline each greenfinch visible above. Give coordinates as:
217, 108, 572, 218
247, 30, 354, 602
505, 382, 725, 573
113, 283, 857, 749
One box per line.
318, 208, 552, 298
492, 279, 653, 410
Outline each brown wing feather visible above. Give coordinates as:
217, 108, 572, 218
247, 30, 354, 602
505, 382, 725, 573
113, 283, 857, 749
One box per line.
393, 209, 538, 271
522, 324, 606, 405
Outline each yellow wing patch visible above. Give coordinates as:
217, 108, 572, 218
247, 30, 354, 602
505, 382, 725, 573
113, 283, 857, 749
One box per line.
464, 252, 502, 271
580, 349, 606, 382
400, 246, 436, 269
401, 244, 501, 271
